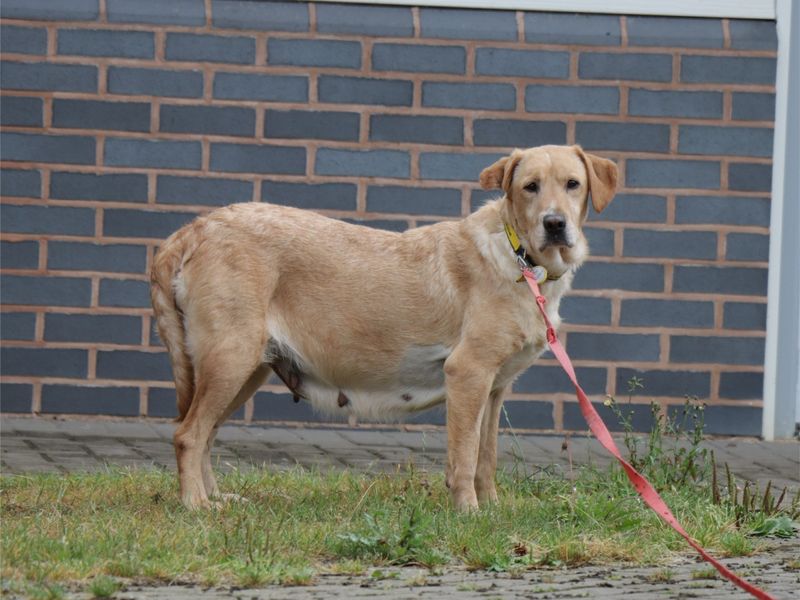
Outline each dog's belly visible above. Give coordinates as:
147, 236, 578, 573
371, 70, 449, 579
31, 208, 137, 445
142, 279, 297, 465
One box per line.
267, 341, 451, 421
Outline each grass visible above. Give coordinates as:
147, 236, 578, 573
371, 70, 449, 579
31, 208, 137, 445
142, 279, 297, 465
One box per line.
0, 460, 770, 596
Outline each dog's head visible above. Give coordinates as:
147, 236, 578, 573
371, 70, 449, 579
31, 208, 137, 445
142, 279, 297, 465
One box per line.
479, 145, 617, 273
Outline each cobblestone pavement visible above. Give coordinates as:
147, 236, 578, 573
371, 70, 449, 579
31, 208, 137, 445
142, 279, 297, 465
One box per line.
1, 416, 798, 599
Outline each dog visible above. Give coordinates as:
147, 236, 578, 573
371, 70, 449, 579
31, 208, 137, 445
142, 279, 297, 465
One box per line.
150, 144, 617, 511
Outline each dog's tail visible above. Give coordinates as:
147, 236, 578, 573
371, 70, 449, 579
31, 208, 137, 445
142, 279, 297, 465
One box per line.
150, 225, 197, 422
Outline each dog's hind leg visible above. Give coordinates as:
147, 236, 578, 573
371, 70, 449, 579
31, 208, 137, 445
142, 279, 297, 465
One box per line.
201, 364, 270, 499
174, 335, 266, 510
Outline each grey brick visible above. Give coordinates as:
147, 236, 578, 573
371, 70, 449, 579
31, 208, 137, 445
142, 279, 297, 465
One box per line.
1, 25, 47, 55
108, 0, 204, 26
158, 175, 253, 206
514, 365, 606, 395
723, 302, 767, 331
370, 115, 463, 145
214, 72, 307, 102
343, 218, 408, 232
470, 189, 499, 212
675, 195, 770, 227
701, 405, 762, 435
420, 8, 517, 41
617, 368, 710, 398
316, 148, 409, 179
58, 29, 154, 58
53, 99, 150, 133
560, 296, 612, 325
41, 385, 139, 416
45, 314, 141, 344
624, 229, 717, 259
729, 19, 777, 50
2, 132, 95, 165
1, 312, 36, 340
50, 172, 148, 203
524, 12, 620, 46
366, 186, 461, 217
48, 241, 146, 273
261, 181, 356, 211
0, 96, 43, 127
1, 240, 38, 269
419, 152, 504, 182
475, 48, 569, 78
670, 335, 764, 365
732, 92, 775, 121
318, 75, 412, 107
726, 232, 769, 262
589, 193, 666, 223
97, 350, 172, 381
210, 142, 306, 175
266, 110, 359, 141
148, 387, 178, 418
317, 3, 411, 37
372, 43, 465, 74
99, 278, 150, 308
526, 85, 619, 115
579, 52, 672, 82
1, 169, 40, 198
268, 38, 361, 69
620, 299, 714, 328
1, 204, 94, 236
473, 119, 565, 148
1, 0, 98, 21
166, 33, 255, 65
211, 0, 308, 32
423, 82, 515, 111
584, 227, 614, 256
564, 401, 653, 433
160, 105, 255, 137
673, 265, 767, 296
1, 61, 97, 92
572, 262, 664, 292
628, 89, 722, 119
626, 159, 720, 190
108, 66, 204, 98
729, 162, 772, 192
105, 138, 201, 170
1, 275, 91, 307
627, 17, 723, 48
679, 125, 773, 158
568, 332, 661, 361
719, 372, 763, 400
252, 391, 324, 423
1, 347, 87, 377
103, 209, 195, 239
576, 122, 670, 152
681, 56, 776, 85
0, 383, 32, 413
499, 400, 554, 430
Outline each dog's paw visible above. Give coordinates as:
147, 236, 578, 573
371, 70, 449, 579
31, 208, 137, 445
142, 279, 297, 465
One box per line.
216, 493, 250, 504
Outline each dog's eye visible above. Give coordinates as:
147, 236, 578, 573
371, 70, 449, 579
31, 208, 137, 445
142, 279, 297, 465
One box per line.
566, 179, 580, 190
525, 181, 539, 193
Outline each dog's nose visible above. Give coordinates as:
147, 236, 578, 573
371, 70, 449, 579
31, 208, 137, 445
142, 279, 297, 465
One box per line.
543, 214, 567, 235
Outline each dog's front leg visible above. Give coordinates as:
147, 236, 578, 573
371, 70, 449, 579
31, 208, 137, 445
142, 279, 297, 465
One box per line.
475, 386, 507, 504
444, 351, 494, 511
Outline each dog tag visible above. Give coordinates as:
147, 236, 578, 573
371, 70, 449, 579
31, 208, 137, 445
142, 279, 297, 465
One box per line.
531, 265, 548, 284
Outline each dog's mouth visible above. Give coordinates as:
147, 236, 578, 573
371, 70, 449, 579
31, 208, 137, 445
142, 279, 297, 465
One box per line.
538, 238, 573, 252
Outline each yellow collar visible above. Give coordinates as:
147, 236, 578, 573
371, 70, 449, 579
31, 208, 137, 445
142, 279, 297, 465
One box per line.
503, 223, 563, 284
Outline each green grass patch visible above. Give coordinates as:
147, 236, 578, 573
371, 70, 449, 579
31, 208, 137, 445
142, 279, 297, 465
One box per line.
0, 461, 770, 595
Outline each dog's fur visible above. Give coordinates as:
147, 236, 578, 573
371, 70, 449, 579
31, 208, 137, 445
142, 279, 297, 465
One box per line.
150, 145, 617, 510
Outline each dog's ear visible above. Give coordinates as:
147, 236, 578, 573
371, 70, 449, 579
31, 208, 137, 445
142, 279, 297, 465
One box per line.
479, 150, 523, 194
575, 146, 618, 213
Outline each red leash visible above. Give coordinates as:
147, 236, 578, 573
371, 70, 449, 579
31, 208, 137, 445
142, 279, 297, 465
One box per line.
521, 268, 774, 600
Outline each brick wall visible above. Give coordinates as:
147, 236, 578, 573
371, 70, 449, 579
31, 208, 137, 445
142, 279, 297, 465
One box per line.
0, 0, 777, 435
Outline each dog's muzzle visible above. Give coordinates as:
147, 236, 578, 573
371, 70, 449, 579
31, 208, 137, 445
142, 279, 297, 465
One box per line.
541, 213, 572, 249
